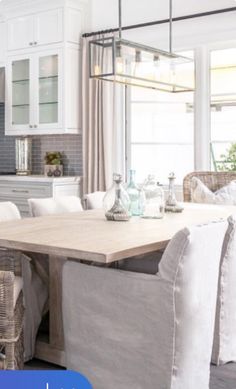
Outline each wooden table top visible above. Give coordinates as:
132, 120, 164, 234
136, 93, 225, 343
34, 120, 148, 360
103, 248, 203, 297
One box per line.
0, 203, 234, 263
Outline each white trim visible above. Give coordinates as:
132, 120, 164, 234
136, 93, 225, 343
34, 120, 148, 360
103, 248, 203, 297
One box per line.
194, 46, 211, 170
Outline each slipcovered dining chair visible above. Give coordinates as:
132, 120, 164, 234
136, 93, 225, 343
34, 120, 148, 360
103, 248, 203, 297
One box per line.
28, 196, 83, 217
212, 215, 236, 365
83, 191, 106, 210
62, 219, 227, 389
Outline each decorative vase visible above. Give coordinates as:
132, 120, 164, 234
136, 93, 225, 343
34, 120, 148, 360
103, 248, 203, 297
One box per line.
142, 175, 164, 219
103, 173, 130, 221
44, 164, 63, 177
126, 169, 145, 216
165, 172, 183, 212
15, 137, 32, 176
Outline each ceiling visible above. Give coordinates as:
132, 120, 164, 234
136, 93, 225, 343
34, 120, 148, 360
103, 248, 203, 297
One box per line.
91, 0, 236, 30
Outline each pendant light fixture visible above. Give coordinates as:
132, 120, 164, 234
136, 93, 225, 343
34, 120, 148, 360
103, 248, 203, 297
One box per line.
89, 0, 195, 92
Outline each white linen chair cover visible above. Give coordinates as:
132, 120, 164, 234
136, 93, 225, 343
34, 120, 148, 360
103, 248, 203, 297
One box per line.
0, 201, 21, 220
212, 215, 236, 365
84, 191, 106, 209
28, 196, 83, 217
62, 220, 227, 389
0, 201, 48, 361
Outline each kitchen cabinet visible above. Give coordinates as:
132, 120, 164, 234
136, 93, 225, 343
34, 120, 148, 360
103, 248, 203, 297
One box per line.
4, 0, 88, 135
7, 9, 63, 51
5, 47, 80, 135
0, 176, 81, 217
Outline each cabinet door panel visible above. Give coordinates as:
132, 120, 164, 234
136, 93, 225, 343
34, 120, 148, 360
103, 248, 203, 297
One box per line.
34, 9, 63, 46
12, 59, 30, 126
8, 16, 34, 51
36, 50, 62, 129
6, 55, 35, 133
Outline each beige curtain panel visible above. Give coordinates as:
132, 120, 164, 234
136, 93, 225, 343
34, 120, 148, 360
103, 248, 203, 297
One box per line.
82, 33, 125, 195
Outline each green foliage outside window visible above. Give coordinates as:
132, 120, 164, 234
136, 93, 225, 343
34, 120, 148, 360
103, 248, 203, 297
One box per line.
217, 143, 236, 171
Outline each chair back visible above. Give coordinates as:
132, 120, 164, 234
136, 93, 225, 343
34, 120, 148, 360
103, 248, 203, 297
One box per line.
212, 215, 236, 365
28, 196, 83, 217
183, 171, 236, 202
63, 219, 227, 389
84, 191, 106, 209
0, 202, 21, 221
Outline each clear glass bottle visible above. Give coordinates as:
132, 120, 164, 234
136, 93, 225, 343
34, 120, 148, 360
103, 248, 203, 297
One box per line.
103, 173, 130, 221
142, 175, 164, 219
166, 172, 178, 207
165, 172, 183, 212
126, 170, 144, 216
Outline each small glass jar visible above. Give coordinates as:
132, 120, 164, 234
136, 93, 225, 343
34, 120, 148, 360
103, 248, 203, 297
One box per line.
103, 173, 130, 221
142, 175, 164, 219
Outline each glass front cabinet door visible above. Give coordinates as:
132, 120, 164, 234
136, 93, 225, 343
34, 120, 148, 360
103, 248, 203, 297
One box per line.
11, 57, 32, 129
6, 50, 62, 134
36, 51, 62, 130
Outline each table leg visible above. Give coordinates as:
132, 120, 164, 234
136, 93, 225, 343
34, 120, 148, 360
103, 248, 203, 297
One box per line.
34, 255, 67, 366
49, 255, 67, 350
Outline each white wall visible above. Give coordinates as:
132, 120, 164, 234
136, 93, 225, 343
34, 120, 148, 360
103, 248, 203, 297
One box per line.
90, 0, 236, 50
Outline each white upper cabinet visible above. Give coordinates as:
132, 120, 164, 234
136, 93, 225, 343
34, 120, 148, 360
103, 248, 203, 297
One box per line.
5, 49, 64, 135
8, 15, 34, 51
7, 9, 63, 51
4, 0, 89, 135
5, 46, 80, 135
34, 9, 63, 47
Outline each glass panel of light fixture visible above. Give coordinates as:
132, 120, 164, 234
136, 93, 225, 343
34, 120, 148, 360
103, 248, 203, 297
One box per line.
114, 40, 194, 92
90, 37, 114, 77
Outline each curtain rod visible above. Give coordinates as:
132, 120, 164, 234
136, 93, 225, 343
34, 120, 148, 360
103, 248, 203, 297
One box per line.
82, 6, 236, 38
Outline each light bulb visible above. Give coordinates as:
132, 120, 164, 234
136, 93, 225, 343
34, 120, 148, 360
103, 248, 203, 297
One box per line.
116, 44, 124, 74
152, 55, 160, 80
94, 65, 101, 76
116, 57, 124, 74
170, 63, 177, 86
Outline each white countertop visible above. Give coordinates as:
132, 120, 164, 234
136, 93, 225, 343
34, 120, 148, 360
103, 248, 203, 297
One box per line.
0, 175, 81, 182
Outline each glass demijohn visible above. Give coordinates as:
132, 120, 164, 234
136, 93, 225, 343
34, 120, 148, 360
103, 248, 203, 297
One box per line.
142, 175, 164, 219
103, 173, 130, 221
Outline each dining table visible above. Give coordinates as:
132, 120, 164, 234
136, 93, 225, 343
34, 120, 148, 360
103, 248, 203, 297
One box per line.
0, 202, 234, 366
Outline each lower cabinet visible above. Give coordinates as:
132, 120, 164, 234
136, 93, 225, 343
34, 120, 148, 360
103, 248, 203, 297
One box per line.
0, 176, 81, 217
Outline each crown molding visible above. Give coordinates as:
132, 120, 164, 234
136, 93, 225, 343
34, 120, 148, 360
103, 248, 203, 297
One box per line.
0, 0, 90, 20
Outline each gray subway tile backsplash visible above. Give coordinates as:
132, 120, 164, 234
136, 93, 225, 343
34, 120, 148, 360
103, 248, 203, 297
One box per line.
0, 103, 82, 176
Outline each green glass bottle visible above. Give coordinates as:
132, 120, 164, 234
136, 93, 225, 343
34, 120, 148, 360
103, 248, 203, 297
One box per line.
127, 170, 144, 216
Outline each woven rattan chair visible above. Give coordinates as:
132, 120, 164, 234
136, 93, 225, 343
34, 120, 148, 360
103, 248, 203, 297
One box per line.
0, 202, 25, 369
0, 250, 24, 370
183, 171, 236, 202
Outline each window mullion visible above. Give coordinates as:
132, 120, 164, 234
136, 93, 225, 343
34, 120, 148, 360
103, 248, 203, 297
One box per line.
194, 46, 211, 170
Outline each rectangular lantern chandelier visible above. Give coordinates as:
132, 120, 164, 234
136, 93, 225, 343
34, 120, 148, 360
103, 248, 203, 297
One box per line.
89, 0, 195, 93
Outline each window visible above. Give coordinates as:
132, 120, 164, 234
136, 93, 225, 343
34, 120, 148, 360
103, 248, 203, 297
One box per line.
210, 47, 236, 171
127, 51, 194, 184
126, 45, 236, 183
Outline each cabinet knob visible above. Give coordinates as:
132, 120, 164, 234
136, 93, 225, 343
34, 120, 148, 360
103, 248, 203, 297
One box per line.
29, 125, 33, 128
34, 125, 37, 128
34, 42, 37, 45
29, 42, 33, 46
